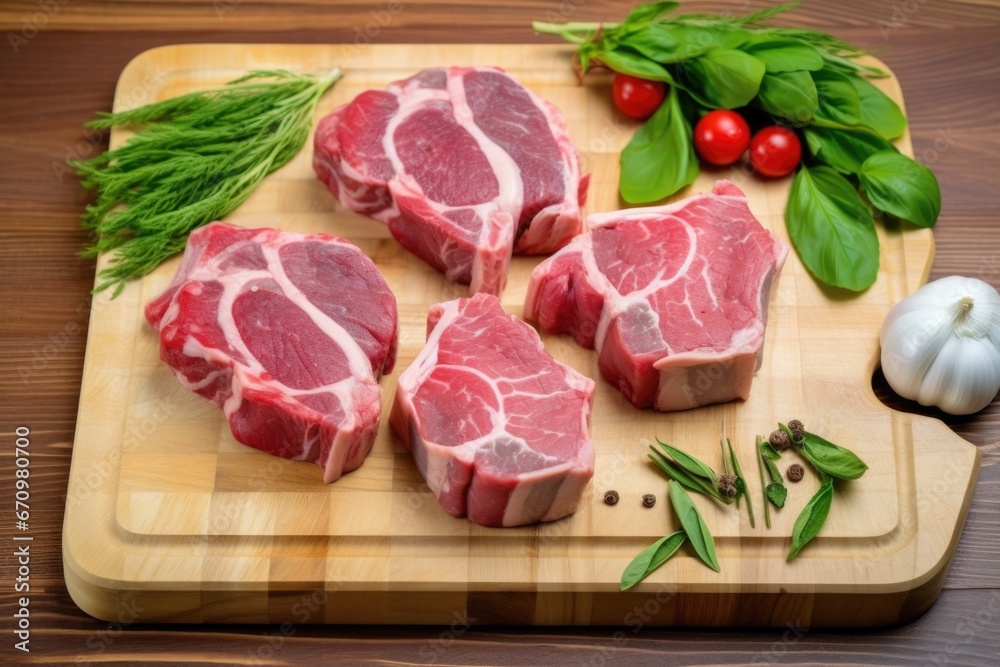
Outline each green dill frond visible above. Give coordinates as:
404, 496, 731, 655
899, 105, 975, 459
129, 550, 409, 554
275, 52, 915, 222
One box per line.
74, 67, 343, 297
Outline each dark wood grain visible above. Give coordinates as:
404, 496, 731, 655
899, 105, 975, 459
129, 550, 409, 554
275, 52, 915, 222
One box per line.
1, 0, 999, 664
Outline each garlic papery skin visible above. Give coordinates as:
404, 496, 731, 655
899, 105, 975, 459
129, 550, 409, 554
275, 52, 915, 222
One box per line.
880, 276, 1000, 415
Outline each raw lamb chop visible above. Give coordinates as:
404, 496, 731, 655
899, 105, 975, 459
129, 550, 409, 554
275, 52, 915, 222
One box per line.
390, 293, 595, 527
145, 222, 398, 482
313, 66, 589, 296
524, 181, 788, 411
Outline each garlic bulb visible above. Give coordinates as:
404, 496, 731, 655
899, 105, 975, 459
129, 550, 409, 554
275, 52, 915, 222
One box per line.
880, 276, 1000, 415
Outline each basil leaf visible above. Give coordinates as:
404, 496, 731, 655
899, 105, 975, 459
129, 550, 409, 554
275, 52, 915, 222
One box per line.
626, 23, 682, 62
624, 1, 680, 25
684, 48, 765, 108
727, 439, 755, 528
812, 67, 862, 126
860, 150, 941, 227
796, 431, 869, 480
765, 483, 787, 508
785, 165, 879, 292
660, 27, 722, 60
759, 443, 781, 482
595, 47, 675, 82
625, 23, 752, 67
620, 86, 698, 203
648, 450, 728, 502
742, 36, 824, 73
619, 531, 686, 591
717, 27, 752, 50
669, 481, 721, 572
804, 125, 895, 175
756, 71, 818, 123
787, 475, 834, 560
849, 76, 906, 140
656, 438, 720, 483
757, 437, 773, 529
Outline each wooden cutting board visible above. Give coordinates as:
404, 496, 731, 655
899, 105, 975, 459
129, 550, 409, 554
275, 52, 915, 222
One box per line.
64, 43, 979, 627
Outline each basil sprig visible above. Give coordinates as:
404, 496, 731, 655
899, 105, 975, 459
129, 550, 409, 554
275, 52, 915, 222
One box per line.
534, 0, 941, 293
780, 423, 869, 480
788, 474, 834, 560
634, 424, 868, 573
620, 531, 686, 591
669, 481, 721, 572
648, 438, 733, 503
627, 437, 733, 588
756, 436, 787, 533
657, 439, 720, 485
781, 422, 868, 560
618, 480, 719, 591
723, 436, 756, 528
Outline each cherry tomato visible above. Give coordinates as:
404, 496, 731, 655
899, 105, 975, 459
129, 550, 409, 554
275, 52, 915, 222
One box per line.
693, 110, 751, 167
612, 74, 666, 120
749, 126, 802, 178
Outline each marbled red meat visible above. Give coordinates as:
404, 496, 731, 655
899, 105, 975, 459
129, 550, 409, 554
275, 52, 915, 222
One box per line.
145, 222, 398, 482
525, 181, 788, 411
313, 66, 589, 295
390, 293, 595, 527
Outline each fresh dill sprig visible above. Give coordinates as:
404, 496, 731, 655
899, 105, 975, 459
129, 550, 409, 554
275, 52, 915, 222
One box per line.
73, 68, 343, 297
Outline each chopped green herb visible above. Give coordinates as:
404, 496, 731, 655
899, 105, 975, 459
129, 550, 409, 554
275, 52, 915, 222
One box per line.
75, 68, 343, 296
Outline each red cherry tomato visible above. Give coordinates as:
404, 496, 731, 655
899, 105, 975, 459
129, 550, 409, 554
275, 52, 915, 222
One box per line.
749, 126, 802, 178
693, 110, 751, 166
612, 74, 666, 120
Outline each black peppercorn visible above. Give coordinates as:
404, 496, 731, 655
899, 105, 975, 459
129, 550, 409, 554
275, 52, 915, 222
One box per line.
769, 429, 791, 451
787, 464, 805, 482
642, 493, 656, 508
604, 490, 619, 505
717, 474, 738, 498
788, 419, 805, 443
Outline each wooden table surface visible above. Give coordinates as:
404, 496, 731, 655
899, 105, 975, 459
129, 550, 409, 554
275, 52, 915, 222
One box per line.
1, 1, 998, 664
